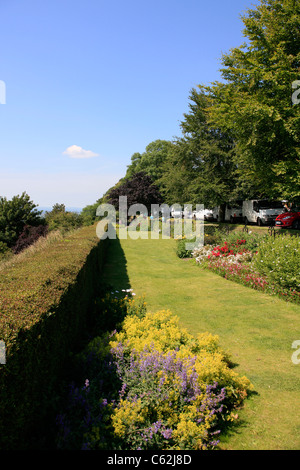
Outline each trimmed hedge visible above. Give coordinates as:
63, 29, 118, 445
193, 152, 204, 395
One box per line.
0, 225, 108, 449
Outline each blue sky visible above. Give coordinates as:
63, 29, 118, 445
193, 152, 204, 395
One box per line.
0, 0, 258, 208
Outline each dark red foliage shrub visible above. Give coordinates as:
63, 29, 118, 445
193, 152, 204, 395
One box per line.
107, 171, 163, 213
13, 224, 48, 254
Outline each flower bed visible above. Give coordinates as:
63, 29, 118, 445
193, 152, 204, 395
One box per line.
192, 231, 300, 304
56, 294, 252, 450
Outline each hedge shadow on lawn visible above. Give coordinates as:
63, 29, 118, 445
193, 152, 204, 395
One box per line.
89, 235, 132, 335
100, 234, 132, 294
54, 236, 132, 449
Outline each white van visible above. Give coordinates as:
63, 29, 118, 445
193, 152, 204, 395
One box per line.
193, 208, 213, 220
224, 203, 243, 223
193, 209, 203, 220
183, 207, 193, 219
170, 205, 183, 218
203, 209, 214, 221
212, 206, 220, 221
242, 199, 285, 226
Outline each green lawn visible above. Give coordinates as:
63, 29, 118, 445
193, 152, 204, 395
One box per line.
102, 232, 300, 450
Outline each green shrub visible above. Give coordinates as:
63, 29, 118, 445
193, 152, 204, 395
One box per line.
81, 202, 101, 226
175, 236, 197, 258
253, 233, 300, 291
44, 204, 83, 233
0, 241, 12, 261
0, 241, 9, 253
0, 192, 44, 248
204, 234, 220, 245
176, 238, 192, 258
0, 225, 108, 449
46, 211, 83, 232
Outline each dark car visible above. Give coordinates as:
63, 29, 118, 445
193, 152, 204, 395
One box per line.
275, 207, 300, 229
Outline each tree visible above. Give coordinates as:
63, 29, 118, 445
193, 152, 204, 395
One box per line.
107, 172, 164, 213
49, 203, 66, 214
100, 140, 174, 209
158, 89, 237, 209
157, 138, 194, 205
45, 204, 83, 232
125, 140, 174, 184
81, 200, 103, 225
125, 152, 143, 179
205, 0, 300, 200
0, 192, 43, 247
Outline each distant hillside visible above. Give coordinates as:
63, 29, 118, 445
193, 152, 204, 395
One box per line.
38, 207, 82, 215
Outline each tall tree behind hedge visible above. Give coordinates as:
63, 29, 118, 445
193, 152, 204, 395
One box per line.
125, 140, 174, 184
107, 171, 163, 213
206, 0, 300, 200
158, 89, 237, 208
0, 192, 43, 247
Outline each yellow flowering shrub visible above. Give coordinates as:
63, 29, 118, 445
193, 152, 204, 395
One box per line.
108, 307, 253, 449
110, 309, 196, 353
112, 399, 146, 438
57, 296, 253, 450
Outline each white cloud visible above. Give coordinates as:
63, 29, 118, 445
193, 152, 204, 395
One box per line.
63, 144, 99, 159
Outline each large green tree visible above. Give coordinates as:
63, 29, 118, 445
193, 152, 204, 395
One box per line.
0, 192, 43, 247
125, 140, 174, 184
205, 0, 300, 200
159, 88, 236, 209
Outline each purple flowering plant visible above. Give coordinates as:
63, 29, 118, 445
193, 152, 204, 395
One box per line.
56, 292, 252, 450
110, 342, 226, 450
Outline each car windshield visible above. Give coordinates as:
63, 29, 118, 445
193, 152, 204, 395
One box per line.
258, 200, 284, 209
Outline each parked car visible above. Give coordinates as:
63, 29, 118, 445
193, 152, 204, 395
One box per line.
193, 208, 213, 221
171, 206, 183, 218
242, 199, 286, 226
275, 207, 300, 229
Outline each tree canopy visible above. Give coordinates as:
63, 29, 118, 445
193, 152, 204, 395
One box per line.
158, 89, 237, 208
205, 0, 300, 200
107, 171, 164, 212
89, 0, 300, 213
125, 140, 174, 184
0, 192, 43, 247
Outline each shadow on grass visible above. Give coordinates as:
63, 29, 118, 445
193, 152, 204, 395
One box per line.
218, 389, 259, 449
64, 235, 132, 363
52, 237, 132, 450
100, 235, 131, 294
